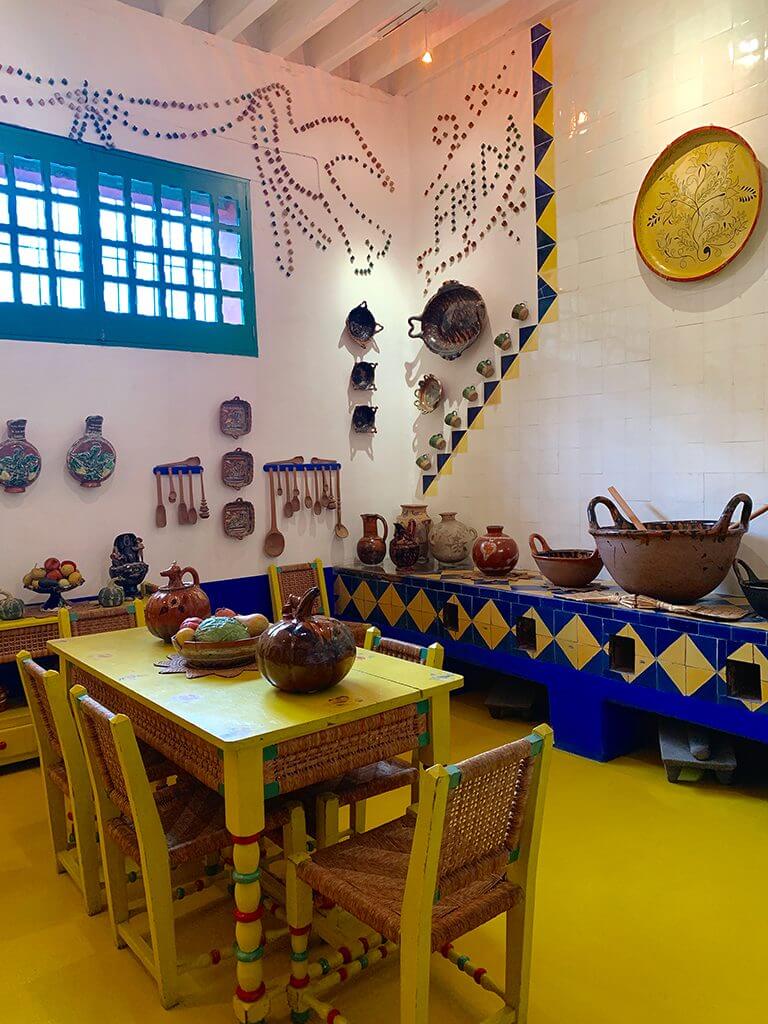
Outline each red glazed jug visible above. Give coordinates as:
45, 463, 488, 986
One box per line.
144, 563, 211, 642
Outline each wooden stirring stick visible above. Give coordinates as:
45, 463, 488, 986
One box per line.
198, 469, 210, 519
608, 486, 647, 532
750, 503, 768, 521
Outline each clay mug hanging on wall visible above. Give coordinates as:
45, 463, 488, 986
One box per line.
356, 514, 389, 565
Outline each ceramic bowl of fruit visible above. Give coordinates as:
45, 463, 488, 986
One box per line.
172, 610, 270, 669
23, 558, 85, 609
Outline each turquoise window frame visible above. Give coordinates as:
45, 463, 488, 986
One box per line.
0, 121, 258, 357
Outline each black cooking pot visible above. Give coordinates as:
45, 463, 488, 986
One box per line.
733, 559, 768, 618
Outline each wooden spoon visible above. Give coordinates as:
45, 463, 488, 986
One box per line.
608, 486, 647, 532
320, 468, 331, 508
326, 468, 337, 511
177, 469, 189, 524
263, 469, 285, 557
283, 468, 294, 518
291, 467, 301, 513
303, 469, 312, 510
198, 470, 210, 519
186, 471, 198, 525
155, 472, 167, 528
276, 469, 284, 497
312, 468, 322, 516
167, 468, 177, 504
333, 468, 349, 539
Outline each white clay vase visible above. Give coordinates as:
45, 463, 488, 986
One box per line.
429, 512, 478, 566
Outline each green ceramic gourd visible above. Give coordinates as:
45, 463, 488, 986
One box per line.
0, 590, 24, 620
98, 582, 124, 608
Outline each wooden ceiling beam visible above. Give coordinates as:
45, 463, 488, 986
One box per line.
208, 0, 281, 39
255, 0, 359, 57
302, 0, 415, 72
157, 0, 207, 20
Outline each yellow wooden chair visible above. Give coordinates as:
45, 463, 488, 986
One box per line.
16, 653, 102, 915
268, 559, 370, 645
308, 628, 446, 848
58, 597, 145, 638
285, 725, 553, 1024
70, 682, 293, 1008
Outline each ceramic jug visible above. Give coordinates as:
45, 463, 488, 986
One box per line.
430, 512, 478, 566
389, 521, 420, 573
472, 525, 519, 577
395, 504, 432, 564
144, 562, 211, 642
357, 514, 388, 565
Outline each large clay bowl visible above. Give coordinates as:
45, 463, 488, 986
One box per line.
587, 493, 752, 604
529, 533, 603, 588
180, 636, 260, 669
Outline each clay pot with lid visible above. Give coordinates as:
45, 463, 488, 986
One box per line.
389, 521, 420, 573
144, 563, 211, 642
395, 504, 431, 563
430, 513, 477, 566
587, 493, 752, 603
257, 586, 356, 694
529, 533, 602, 588
357, 514, 388, 565
472, 526, 519, 577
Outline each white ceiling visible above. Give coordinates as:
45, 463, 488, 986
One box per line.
117, 0, 554, 95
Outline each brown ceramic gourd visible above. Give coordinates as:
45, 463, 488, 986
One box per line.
389, 521, 420, 573
257, 586, 356, 694
472, 525, 519, 577
356, 514, 388, 565
587, 493, 752, 604
144, 562, 211, 642
529, 533, 603, 588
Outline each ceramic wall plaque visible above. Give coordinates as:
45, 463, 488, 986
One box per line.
223, 498, 255, 540
66, 415, 116, 488
220, 396, 252, 438
221, 448, 254, 490
0, 419, 41, 493
350, 361, 377, 390
407, 281, 486, 361
346, 302, 383, 345
633, 126, 762, 281
413, 373, 444, 414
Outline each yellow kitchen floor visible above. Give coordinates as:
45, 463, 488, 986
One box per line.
2, 691, 767, 1024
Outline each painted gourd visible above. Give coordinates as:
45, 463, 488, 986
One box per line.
98, 583, 124, 608
0, 591, 24, 620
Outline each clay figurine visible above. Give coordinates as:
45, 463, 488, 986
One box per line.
109, 533, 149, 598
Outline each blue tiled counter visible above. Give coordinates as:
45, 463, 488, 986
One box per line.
333, 565, 768, 761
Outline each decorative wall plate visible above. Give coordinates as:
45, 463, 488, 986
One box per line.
223, 498, 255, 540
220, 396, 252, 438
0, 419, 41, 493
346, 302, 383, 344
413, 373, 444, 414
633, 126, 762, 282
221, 448, 254, 490
66, 415, 116, 488
350, 361, 377, 390
407, 281, 486, 361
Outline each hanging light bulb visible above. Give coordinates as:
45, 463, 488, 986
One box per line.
421, 10, 433, 65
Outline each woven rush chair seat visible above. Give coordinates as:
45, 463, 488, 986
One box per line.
300, 758, 417, 833
298, 814, 524, 950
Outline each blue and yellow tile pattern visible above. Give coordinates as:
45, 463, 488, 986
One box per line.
422, 20, 558, 497
335, 565, 768, 752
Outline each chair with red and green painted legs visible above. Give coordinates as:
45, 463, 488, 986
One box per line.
284, 726, 553, 1024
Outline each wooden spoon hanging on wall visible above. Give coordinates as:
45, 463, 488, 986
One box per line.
312, 468, 322, 516
264, 469, 286, 557
186, 471, 197, 525
155, 472, 167, 528
198, 469, 210, 519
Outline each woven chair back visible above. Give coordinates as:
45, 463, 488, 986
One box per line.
274, 562, 324, 615
70, 606, 138, 637
374, 636, 425, 663
437, 737, 535, 895
75, 692, 132, 816
18, 656, 61, 757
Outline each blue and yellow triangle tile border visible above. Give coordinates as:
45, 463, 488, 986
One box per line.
420, 19, 557, 497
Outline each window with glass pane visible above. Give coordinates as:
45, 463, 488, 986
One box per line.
0, 122, 257, 356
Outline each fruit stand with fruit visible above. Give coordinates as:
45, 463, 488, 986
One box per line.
23, 557, 85, 609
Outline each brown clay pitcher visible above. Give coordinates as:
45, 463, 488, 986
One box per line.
357, 514, 388, 565
144, 562, 211, 642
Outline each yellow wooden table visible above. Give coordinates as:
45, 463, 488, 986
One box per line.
48, 627, 463, 1023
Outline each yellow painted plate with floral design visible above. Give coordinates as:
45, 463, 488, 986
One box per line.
633, 126, 762, 282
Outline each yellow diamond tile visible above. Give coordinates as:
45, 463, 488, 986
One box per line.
539, 244, 558, 277
556, 615, 578, 646
576, 617, 600, 650
503, 360, 520, 380
535, 143, 555, 188
486, 385, 501, 406
658, 634, 686, 693
408, 589, 437, 633
379, 584, 406, 627
533, 35, 553, 86
533, 88, 554, 134
606, 624, 655, 683
522, 330, 539, 352
334, 577, 352, 614
425, 478, 440, 498
559, 639, 579, 670
683, 636, 716, 694
469, 409, 485, 429
537, 195, 557, 240
474, 599, 509, 650
352, 580, 376, 620
521, 608, 553, 658
541, 296, 559, 324
442, 595, 471, 641
453, 434, 469, 454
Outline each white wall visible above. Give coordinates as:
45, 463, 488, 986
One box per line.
408, 0, 768, 586
0, 0, 415, 592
